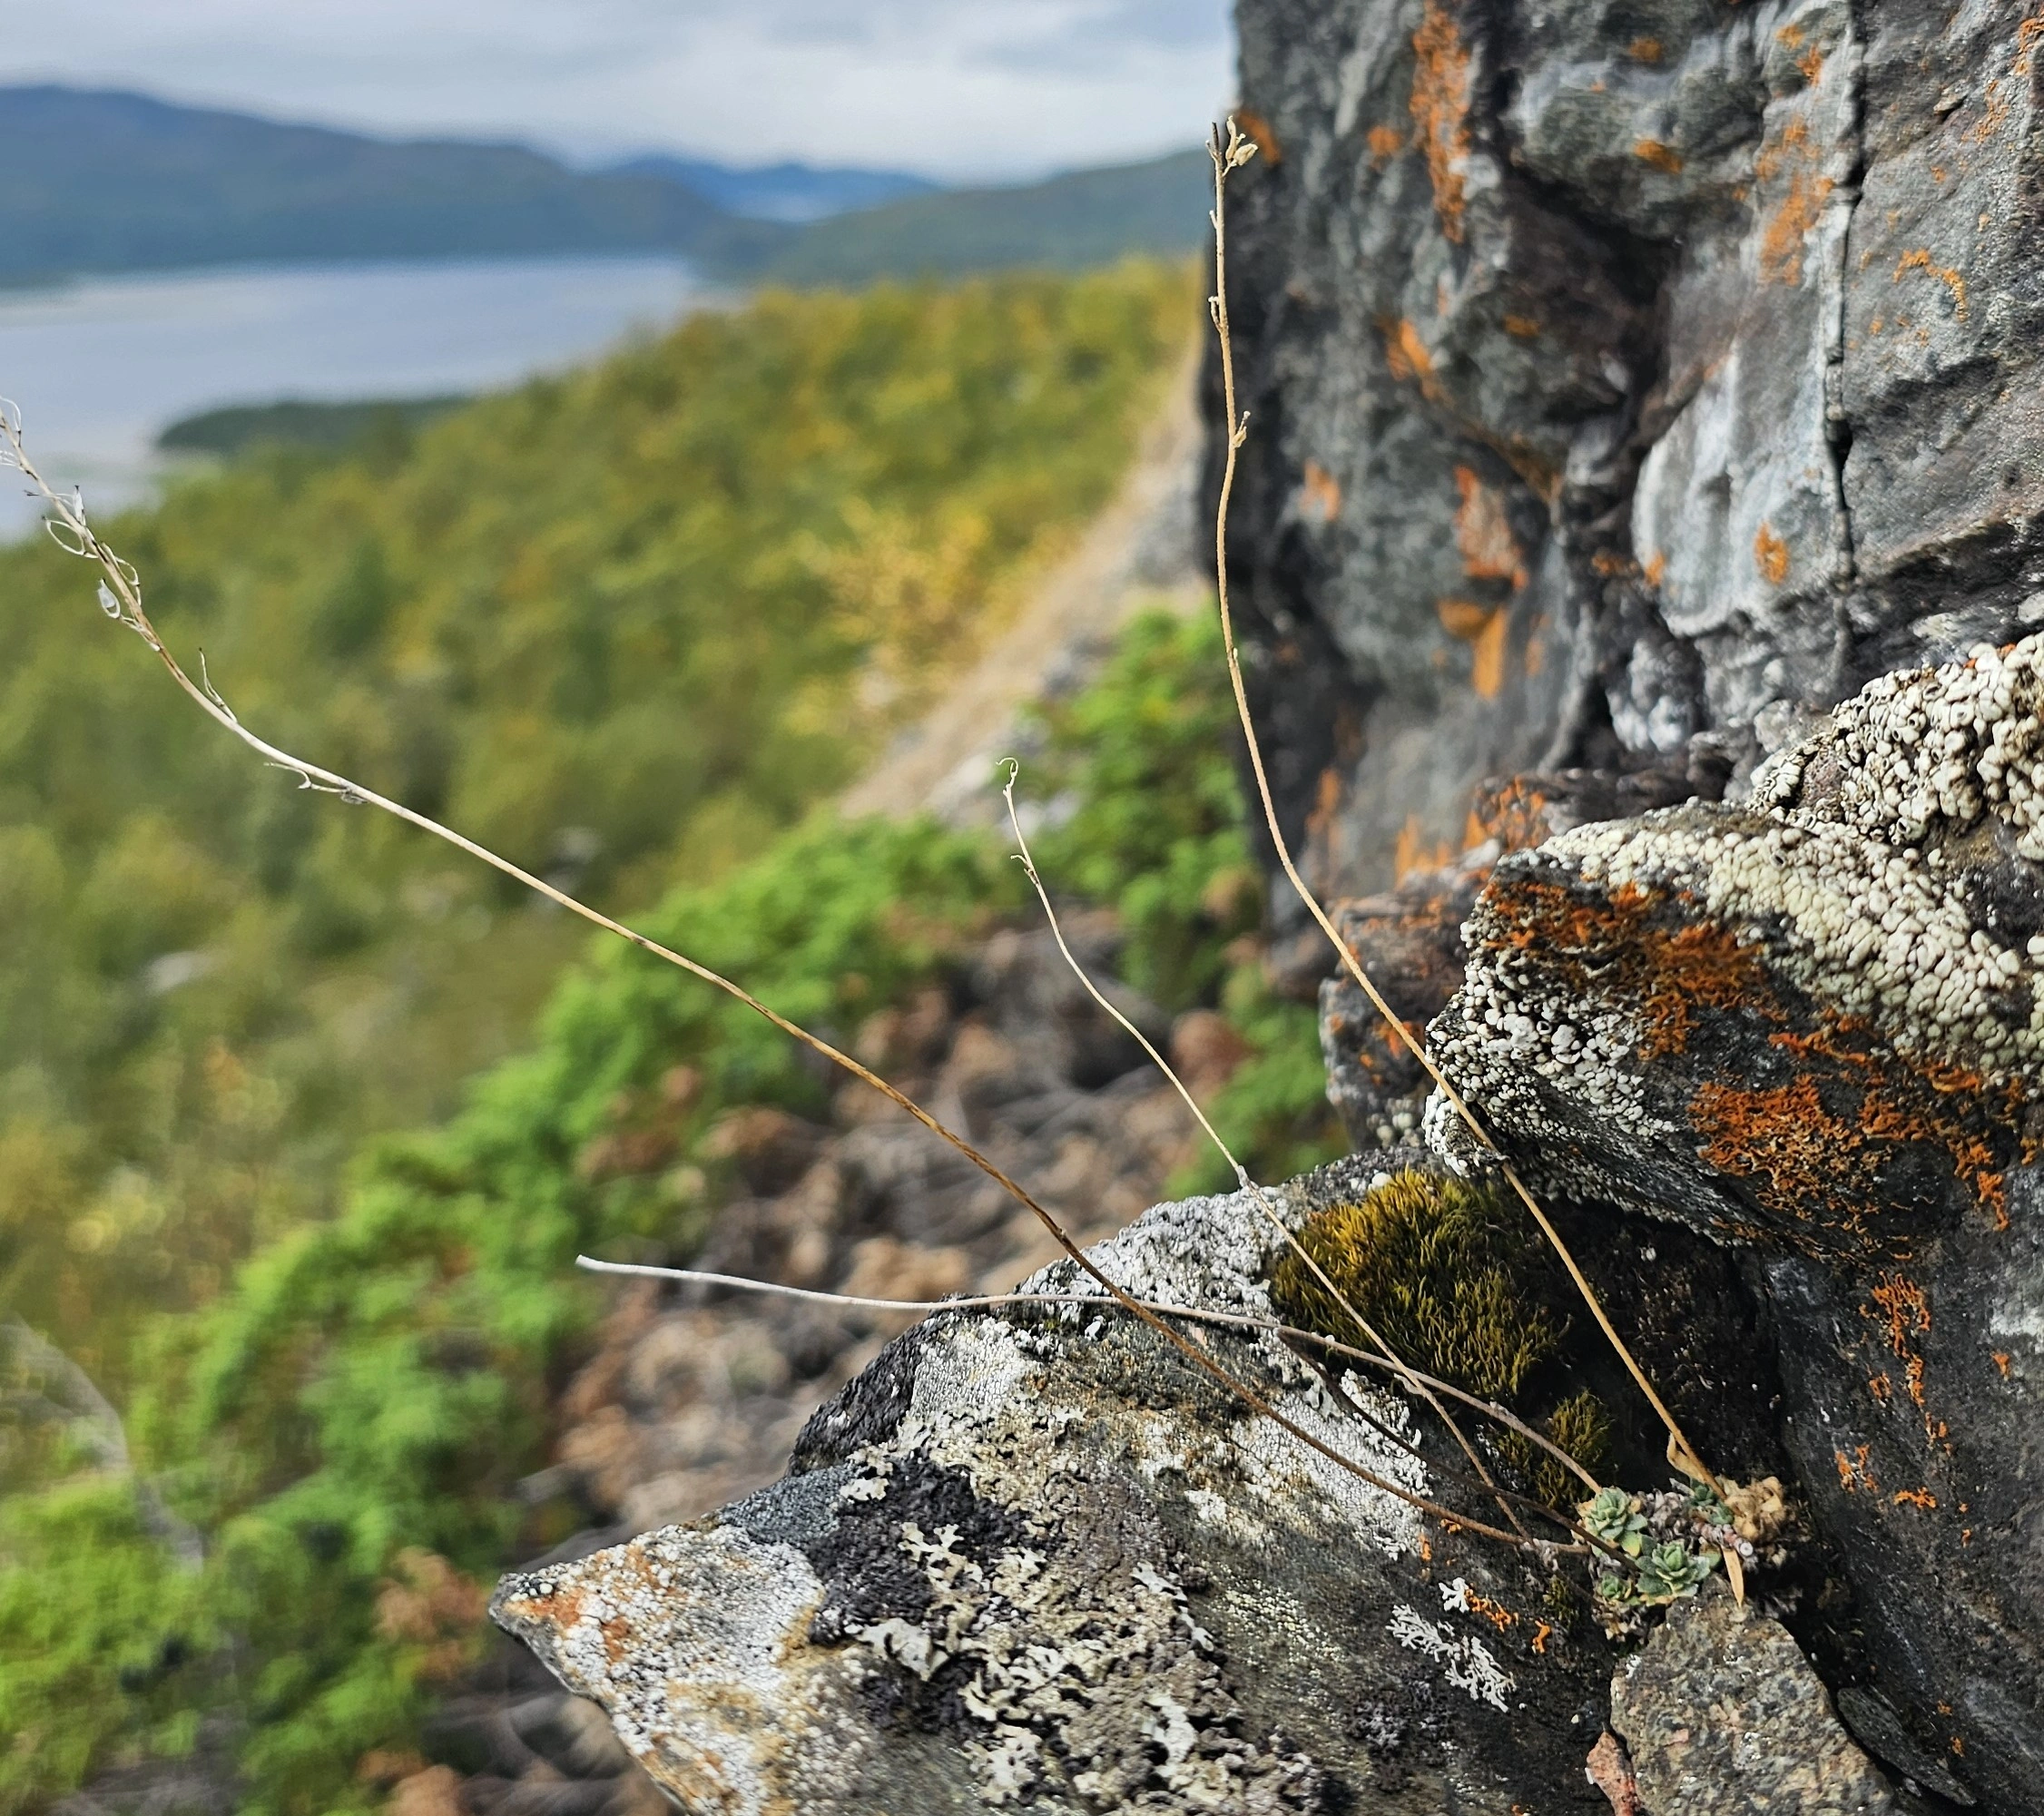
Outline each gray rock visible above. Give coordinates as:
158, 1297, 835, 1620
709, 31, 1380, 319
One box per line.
495, 1163, 1626, 1812
1611, 1591, 1896, 1814
1220, 0, 2044, 903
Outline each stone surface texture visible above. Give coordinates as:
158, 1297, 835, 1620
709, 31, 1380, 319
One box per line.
496, 1160, 1628, 1815
1218, 0, 2044, 908
1611, 1591, 1896, 1815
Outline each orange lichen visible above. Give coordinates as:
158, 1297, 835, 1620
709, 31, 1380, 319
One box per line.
1383, 316, 1440, 391
1479, 874, 2035, 1255
1435, 599, 1492, 640
1300, 459, 1341, 523
1502, 313, 1541, 339
1436, 599, 1509, 698
1694, 1075, 1885, 1232
1463, 1590, 1517, 1631
1490, 879, 1770, 1064
1367, 123, 1406, 168
1835, 1445, 1879, 1494
1410, 0, 1474, 242
1453, 465, 1528, 589
1993, 1351, 2013, 1379
1872, 1273, 1930, 1352
1641, 924, 1774, 1058
1643, 550, 1667, 588
2020, 15, 2044, 78
1233, 108, 1282, 165
1756, 122, 1833, 287
1966, 79, 2011, 146
1628, 36, 1663, 63
1762, 172, 1834, 282
1305, 764, 1344, 854
1468, 775, 1554, 855
1893, 1487, 1938, 1510
1869, 1373, 1892, 1402
1866, 1272, 1946, 1444
1893, 248, 1970, 321
1754, 521, 1791, 584
1633, 140, 1685, 174
1530, 1622, 1552, 1654
1773, 1020, 2023, 1233
1395, 816, 1459, 883
1776, 22, 1826, 85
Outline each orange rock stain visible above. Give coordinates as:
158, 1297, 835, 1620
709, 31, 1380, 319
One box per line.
1410, 0, 1474, 242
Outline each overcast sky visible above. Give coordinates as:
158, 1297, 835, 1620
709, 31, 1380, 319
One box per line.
0, 0, 1236, 180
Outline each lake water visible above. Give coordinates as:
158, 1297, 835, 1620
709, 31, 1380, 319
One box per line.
0, 254, 712, 542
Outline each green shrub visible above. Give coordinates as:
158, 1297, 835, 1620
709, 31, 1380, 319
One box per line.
0, 261, 1194, 1406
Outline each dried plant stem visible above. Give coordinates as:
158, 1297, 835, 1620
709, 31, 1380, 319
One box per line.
0, 398, 1559, 1556
1000, 765, 1542, 1538
577, 1257, 1603, 1504
1204, 123, 1718, 1496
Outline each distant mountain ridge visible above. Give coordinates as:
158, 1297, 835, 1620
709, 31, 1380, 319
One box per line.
607, 155, 938, 224
0, 86, 1207, 288
751, 150, 1212, 285
0, 85, 778, 281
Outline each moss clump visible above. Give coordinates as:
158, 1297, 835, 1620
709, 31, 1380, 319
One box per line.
1271, 1170, 1561, 1399
1273, 1169, 1613, 1510
1534, 1388, 1613, 1508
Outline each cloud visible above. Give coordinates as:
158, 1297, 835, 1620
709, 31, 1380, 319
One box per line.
0, 0, 1235, 178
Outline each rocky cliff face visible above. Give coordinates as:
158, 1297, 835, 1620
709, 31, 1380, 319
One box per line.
1225, 3, 2044, 1803
1421, 633, 2044, 1811
1218, 0, 2044, 907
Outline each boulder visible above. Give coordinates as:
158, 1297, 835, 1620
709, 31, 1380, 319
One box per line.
496, 1163, 1628, 1813
1611, 1591, 1897, 1814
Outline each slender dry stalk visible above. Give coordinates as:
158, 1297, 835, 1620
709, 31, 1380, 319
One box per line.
1000, 763, 1541, 1539
1204, 123, 1719, 1496
0, 398, 1569, 1555
2, 1320, 205, 1567
577, 1257, 1603, 1503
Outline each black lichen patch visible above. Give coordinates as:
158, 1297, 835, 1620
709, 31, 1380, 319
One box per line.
789, 1323, 925, 1473
804, 1451, 1034, 1643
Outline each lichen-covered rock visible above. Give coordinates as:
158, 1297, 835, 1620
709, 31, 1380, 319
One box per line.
1427, 640, 2044, 1810
1221, 0, 2044, 906
1317, 864, 1483, 1150
495, 1163, 1624, 1813
1610, 1591, 1897, 1814
1316, 761, 1727, 1150
1429, 638, 2044, 1252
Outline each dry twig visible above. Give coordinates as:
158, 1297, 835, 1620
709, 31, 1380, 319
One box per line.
576, 1257, 1603, 1504
1001, 762, 1545, 1537
1204, 123, 1718, 1495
